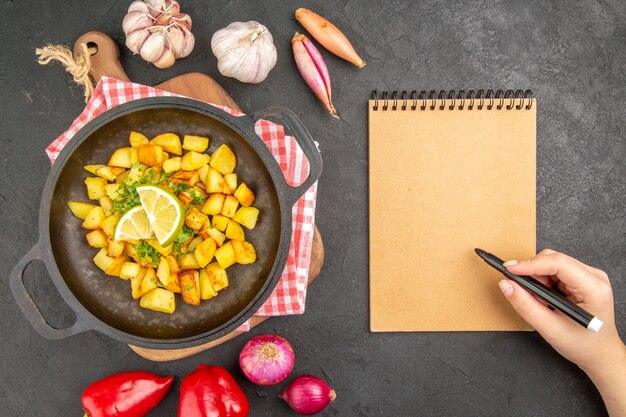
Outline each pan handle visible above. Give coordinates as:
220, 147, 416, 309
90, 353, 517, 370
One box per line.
9, 243, 89, 340
251, 107, 323, 207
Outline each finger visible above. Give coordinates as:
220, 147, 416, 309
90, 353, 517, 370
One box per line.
540, 248, 608, 282
498, 279, 570, 335
504, 253, 599, 293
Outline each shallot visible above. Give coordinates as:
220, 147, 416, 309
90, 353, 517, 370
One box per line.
295, 8, 365, 68
292, 33, 339, 119
280, 375, 336, 415
239, 334, 295, 386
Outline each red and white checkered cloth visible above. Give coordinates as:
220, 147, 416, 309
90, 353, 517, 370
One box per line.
46, 77, 318, 331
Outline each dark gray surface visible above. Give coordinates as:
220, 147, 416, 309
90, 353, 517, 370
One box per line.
1, 0, 624, 416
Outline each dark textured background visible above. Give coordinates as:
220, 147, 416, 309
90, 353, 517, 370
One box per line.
1, 0, 624, 416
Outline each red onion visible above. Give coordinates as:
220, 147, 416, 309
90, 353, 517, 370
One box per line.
239, 334, 295, 385
280, 375, 336, 415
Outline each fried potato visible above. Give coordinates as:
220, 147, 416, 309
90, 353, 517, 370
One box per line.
84, 177, 107, 200
199, 268, 218, 300
231, 240, 257, 264
178, 253, 201, 270
119, 261, 141, 280
86, 230, 108, 248
162, 157, 182, 173
183, 135, 209, 153
204, 167, 225, 193
234, 182, 255, 207
210, 144, 236, 175
151, 133, 182, 155
82, 206, 106, 229
185, 207, 208, 230
140, 288, 175, 313
179, 270, 200, 306
156, 256, 171, 286
212, 214, 229, 231
201, 193, 225, 215
181, 151, 210, 171
108, 147, 133, 168
129, 131, 149, 147
130, 267, 147, 299
100, 215, 119, 237
232, 207, 259, 229
225, 220, 245, 241
138, 144, 164, 167
221, 195, 239, 218
224, 173, 237, 194
194, 237, 216, 268
95, 166, 125, 181
214, 242, 236, 269
68, 201, 97, 220
205, 262, 229, 292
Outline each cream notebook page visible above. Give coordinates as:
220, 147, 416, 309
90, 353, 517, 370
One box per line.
369, 95, 536, 331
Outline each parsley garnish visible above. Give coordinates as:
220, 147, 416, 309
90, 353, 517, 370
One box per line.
189, 188, 208, 205
173, 225, 194, 253
134, 241, 160, 268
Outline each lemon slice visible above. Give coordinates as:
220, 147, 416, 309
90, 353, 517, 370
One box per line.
136, 185, 185, 246
113, 206, 153, 242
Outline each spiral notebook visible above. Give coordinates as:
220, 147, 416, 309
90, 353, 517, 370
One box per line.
369, 89, 536, 331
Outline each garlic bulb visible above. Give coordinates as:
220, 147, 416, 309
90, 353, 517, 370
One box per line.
211, 21, 277, 84
122, 0, 195, 69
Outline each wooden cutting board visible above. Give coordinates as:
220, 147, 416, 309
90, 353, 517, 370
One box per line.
74, 32, 324, 362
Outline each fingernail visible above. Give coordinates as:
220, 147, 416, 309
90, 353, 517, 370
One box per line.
499, 280, 514, 298
503, 260, 518, 267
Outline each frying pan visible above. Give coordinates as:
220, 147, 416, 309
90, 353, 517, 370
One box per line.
9, 96, 322, 349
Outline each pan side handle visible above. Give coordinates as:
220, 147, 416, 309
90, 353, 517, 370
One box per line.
251, 108, 323, 207
9, 243, 89, 340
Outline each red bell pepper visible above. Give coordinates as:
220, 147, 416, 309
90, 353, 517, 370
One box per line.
82, 371, 173, 417
178, 365, 250, 417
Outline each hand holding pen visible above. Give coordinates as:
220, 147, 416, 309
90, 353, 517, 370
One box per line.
497, 249, 626, 417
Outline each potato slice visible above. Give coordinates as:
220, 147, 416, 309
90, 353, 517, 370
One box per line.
156, 256, 171, 286
201, 226, 226, 247
86, 230, 108, 248
214, 242, 236, 269
179, 270, 200, 306
187, 236, 203, 253
140, 267, 158, 296
201, 193, 225, 215
151, 133, 182, 155
204, 167, 225, 193
138, 144, 164, 167
130, 147, 139, 165
212, 214, 229, 231
231, 240, 257, 264
182, 135, 209, 153
166, 255, 181, 274
221, 195, 239, 218
234, 183, 255, 207
205, 262, 229, 292
99, 197, 113, 216
105, 183, 122, 200
209, 144, 236, 175
100, 215, 120, 237
129, 131, 149, 147
164, 274, 181, 293
68, 202, 97, 220
107, 239, 126, 257
194, 237, 216, 268
119, 262, 141, 280
95, 166, 125, 181
140, 288, 176, 313
181, 151, 210, 171
225, 220, 245, 241
172, 170, 200, 186
125, 163, 146, 184
93, 248, 115, 272
105, 256, 126, 277
82, 206, 106, 229
223, 173, 237, 194
185, 207, 208, 230
199, 268, 218, 300
84, 164, 104, 175
162, 157, 182, 173
85, 177, 107, 200
232, 207, 259, 230
131, 267, 147, 299
115, 171, 129, 184
108, 147, 133, 168
177, 253, 201, 270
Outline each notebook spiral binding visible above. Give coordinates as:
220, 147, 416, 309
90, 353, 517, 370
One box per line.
370, 89, 533, 111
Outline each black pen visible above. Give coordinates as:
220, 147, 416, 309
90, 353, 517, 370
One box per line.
474, 248, 603, 333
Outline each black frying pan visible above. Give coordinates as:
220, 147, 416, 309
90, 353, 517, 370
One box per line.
9, 97, 322, 349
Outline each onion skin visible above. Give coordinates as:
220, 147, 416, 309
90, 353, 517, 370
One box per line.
280, 375, 336, 415
295, 8, 365, 68
239, 334, 295, 386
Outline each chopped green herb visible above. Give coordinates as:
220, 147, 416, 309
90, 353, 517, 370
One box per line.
183, 285, 193, 291
173, 225, 194, 252
134, 241, 160, 268
189, 188, 207, 205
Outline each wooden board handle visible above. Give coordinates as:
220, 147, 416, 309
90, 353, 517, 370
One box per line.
74, 32, 129, 84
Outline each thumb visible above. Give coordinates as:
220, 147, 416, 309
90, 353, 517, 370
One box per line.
498, 279, 566, 335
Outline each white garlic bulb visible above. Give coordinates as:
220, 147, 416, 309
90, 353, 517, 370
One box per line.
122, 0, 195, 69
211, 21, 277, 84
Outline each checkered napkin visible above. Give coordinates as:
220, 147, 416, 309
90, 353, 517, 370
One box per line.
46, 77, 318, 331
